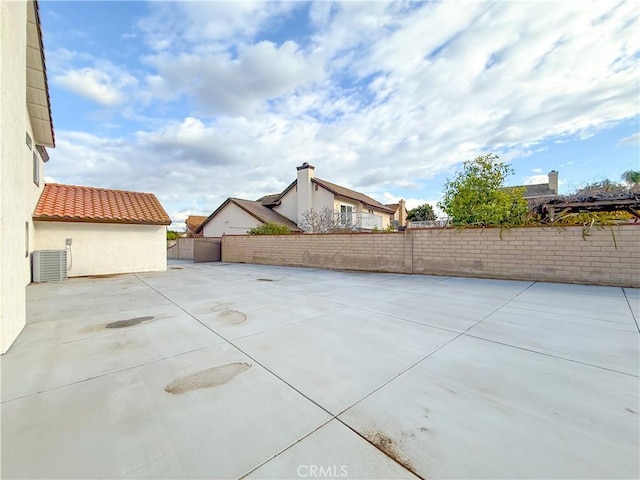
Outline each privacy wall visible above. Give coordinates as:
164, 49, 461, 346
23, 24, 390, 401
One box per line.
222, 225, 640, 287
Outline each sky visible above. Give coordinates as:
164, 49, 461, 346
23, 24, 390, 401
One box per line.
39, 0, 640, 229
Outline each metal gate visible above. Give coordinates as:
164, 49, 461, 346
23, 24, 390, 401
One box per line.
193, 237, 221, 263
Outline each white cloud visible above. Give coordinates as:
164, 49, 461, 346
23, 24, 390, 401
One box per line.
54, 67, 137, 106
618, 133, 640, 146
137, 1, 300, 51
532, 168, 543, 173
144, 40, 324, 115
523, 175, 549, 186
44, 0, 640, 224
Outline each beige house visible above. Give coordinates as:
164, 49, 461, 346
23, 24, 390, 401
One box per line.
197, 163, 397, 236
519, 171, 560, 200
0, 0, 55, 353
185, 215, 208, 237
386, 199, 408, 229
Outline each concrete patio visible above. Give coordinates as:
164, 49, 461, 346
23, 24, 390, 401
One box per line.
2, 260, 638, 479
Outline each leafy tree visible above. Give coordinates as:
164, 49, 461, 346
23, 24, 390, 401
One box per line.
406, 203, 437, 222
166, 230, 180, 240
438, 153, 528, 226
622, 170, 640, 184
248, 222, 291, 235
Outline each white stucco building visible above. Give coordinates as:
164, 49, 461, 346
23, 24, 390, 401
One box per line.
198, 163, 398, 236
0, 0, 55, 353
0, 1, 171, 354
33, 184, 171, 278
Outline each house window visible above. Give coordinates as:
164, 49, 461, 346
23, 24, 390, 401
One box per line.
340, 205, 353, 225
33, 152, 39, 186
368, 209, 373, 214
26, 132, 32, 150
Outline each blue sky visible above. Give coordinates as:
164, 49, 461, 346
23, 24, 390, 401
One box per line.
40, 1, 639, 228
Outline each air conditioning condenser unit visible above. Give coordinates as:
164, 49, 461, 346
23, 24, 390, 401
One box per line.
32, 250, 67, 283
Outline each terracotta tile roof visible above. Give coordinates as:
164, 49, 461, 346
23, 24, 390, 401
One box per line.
33, 184, 171, 225
185, 215, 208, 232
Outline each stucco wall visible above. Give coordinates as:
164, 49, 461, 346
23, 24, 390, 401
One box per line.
222, 225, 640, 287
33, 222, 167, 277
202, 203, 262, 237
0, 1, 46, 354
313, 185, 334, 214
273, 187, 297, 223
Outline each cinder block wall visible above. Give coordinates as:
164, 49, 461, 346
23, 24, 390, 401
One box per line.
222, 233, 409, 273
222, 225, 640, 287
409, 225, 639, 286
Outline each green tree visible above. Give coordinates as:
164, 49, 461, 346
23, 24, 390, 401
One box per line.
438, 153, 528, 226
621, 170, 640, 184
166, 230, 180, 240
248, 222, 291, 235
406, 203, 437, 222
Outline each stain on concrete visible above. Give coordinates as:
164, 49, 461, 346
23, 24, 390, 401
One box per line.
419, 427, 429, 433
165, 362, 252, 394
626, 408, 637, 414
105, 316, 154, 329
171, 267, 183, 270
257, 278, 273, 282
364, 431, 415, 472
193, 302, 233, 315
86, 273, 122, 279
215, 310, 247, 324
108, 339, 139, 350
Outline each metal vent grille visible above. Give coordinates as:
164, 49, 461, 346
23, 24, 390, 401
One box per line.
32, 250, 67, 283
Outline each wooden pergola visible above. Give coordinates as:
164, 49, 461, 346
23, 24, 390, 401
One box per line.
542, 197, 640, 221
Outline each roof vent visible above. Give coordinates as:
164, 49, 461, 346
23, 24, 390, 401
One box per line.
32, 250, 67, 283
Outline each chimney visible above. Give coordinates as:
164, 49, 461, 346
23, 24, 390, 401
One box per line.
548, 170, 559, 194
296, 162, 315, 223
399, 199, 406, 226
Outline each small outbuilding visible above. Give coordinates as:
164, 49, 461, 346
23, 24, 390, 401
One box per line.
33, 184, 171, 277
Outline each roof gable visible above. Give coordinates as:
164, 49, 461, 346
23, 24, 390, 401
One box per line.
313, 178, 395, 213
185, 215, 208, 232
33, 184, 171, 225
196, 198, 301, 233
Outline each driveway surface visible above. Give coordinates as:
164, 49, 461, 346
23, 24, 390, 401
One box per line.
2, 260, 638, 479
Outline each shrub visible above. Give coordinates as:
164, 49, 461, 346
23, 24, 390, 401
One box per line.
248, 222, 291, 235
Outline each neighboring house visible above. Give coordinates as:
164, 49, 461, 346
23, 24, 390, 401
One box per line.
185, 215, 208, 237
33, 184, 171, 278
385, 199, 408, 228
198, 198, 301, 237
516, 170, 560, 200
197, 163, 396, 236
1, 0, 55, 353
